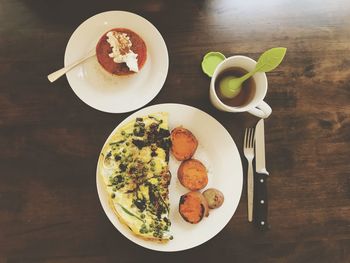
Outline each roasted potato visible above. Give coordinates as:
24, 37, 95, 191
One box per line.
203, 188, 224, 209
178, 159, 208, 191
179, 191, 209, 224
171, 127, 198, 161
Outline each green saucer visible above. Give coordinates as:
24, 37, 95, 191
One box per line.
201, 52, 226, 77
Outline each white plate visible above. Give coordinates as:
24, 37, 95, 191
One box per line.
96, 104, 243, 251
64, 11, 169, 113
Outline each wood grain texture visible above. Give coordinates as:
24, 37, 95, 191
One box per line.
0, 0, 349, 262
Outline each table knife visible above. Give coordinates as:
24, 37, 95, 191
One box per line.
254, 119, 269, 230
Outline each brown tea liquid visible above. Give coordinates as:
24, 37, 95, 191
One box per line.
215, 67, 256, 107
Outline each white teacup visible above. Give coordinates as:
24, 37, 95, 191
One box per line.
209, 56, 272, 118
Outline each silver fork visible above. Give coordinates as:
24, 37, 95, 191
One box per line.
244, 128, 255, 222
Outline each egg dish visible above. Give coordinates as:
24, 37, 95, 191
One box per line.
98, 113, 172, 241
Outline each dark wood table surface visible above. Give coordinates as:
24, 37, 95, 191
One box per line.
1, 0, 350, 262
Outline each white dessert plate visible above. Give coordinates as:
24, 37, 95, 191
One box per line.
64, 11, 169, 113
96, 103, 243, 251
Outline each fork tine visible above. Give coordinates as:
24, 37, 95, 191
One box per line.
244, 128, 248, 148
249, 128, 253, 148
246, 128, 250, 148
250, 128, 255, 148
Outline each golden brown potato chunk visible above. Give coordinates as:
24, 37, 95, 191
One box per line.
178, 159, 208, 191
179, 191, 209, 224
171, 127, 198, 161
203, 188, 224, 209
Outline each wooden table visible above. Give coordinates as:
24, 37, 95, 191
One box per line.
1, 0, 349, 262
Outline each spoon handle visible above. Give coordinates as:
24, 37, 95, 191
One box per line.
240, 69, 257, 82
47, 49, 96, 83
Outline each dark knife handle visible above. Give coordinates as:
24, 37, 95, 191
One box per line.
254, 172, 269, 230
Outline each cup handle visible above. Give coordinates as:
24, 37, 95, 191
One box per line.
248, 101, 272, 119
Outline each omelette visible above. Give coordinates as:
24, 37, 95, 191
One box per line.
98, 113, 172, 241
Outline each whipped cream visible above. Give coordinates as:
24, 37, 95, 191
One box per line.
106, 31, 139, 72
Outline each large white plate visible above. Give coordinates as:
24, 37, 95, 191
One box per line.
96, 104, 243, 251
64, 11, 169, 113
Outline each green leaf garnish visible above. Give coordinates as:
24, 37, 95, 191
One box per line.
118, 204, 145, 223
156, 190, 169, 214
109, 140, 126, 146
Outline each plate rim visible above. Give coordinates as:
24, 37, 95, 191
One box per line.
64, 10, 169, 113
96, 103, 243, 252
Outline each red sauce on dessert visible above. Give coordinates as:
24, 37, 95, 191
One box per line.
96, 28, 147, 76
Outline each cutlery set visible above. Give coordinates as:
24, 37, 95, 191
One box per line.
244, 119, 269, 230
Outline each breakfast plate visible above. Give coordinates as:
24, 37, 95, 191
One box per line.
96, 103, 243, 251
64, 11, 169, 113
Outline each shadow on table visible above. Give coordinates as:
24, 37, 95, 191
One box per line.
18, 0, 208, 28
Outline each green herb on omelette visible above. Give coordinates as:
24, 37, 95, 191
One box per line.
118, 204, 145, 223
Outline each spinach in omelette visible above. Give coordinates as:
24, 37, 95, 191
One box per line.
98, 113, 172, 241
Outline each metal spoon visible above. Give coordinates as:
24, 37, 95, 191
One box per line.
47, 49, 96, 83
